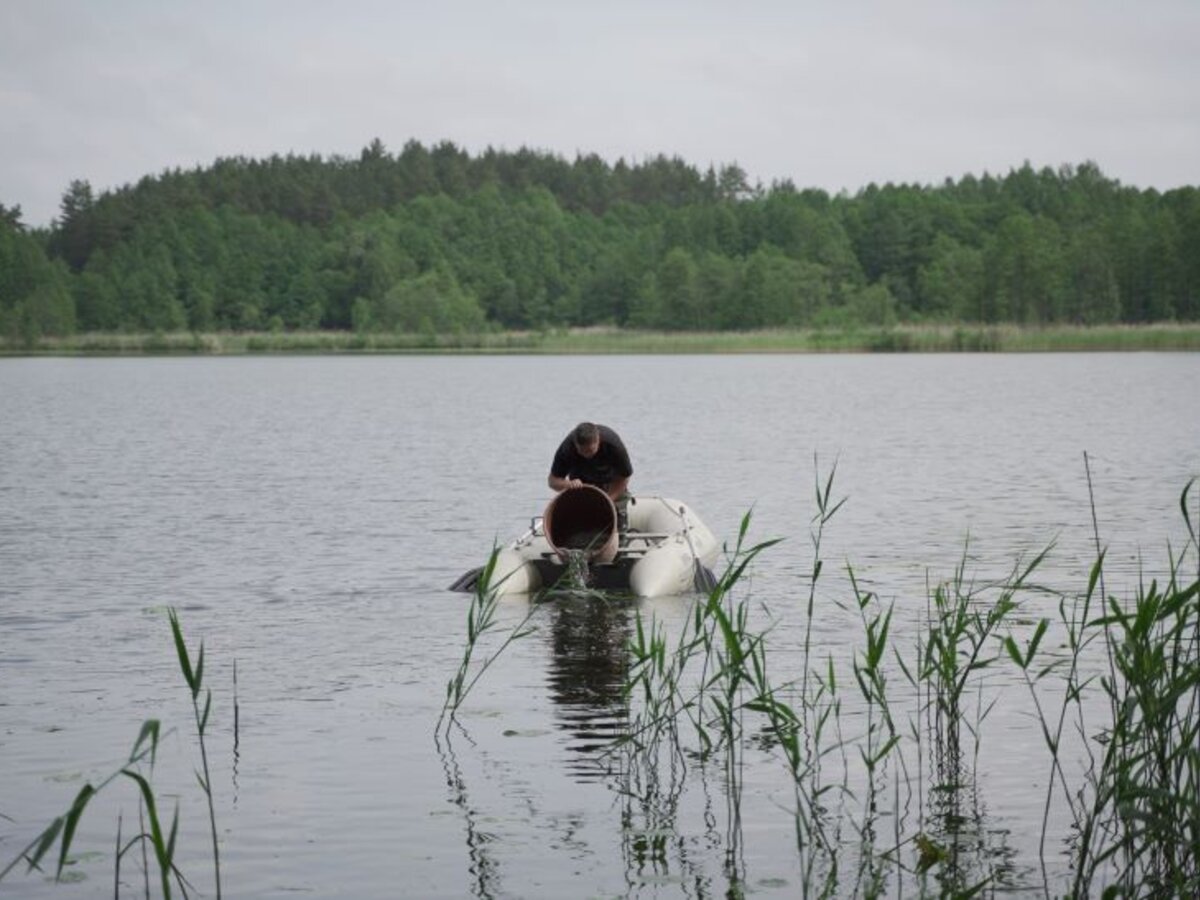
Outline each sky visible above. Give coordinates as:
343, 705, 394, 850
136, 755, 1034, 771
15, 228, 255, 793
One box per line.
2, 0, 1198, 227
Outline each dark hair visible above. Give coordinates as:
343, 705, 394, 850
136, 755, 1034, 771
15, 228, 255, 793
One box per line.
572, 422, 599, 447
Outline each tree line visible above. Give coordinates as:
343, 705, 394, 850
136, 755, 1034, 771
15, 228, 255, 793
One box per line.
2, 140, 1197, 341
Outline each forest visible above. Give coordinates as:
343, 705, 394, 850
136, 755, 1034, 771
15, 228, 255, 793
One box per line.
1, 139, 1197, 341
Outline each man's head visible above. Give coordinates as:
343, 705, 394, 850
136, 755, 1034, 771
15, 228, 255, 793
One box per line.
572, 421, 600, 458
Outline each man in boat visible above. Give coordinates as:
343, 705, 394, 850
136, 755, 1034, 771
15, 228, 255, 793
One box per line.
548, 422, 633, 541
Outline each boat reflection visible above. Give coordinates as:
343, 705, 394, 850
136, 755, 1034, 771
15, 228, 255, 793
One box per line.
541, 589, 742, 895
541, 591, 634, 781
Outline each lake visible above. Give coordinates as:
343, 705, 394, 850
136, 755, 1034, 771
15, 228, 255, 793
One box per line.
1, 353, 1197, 898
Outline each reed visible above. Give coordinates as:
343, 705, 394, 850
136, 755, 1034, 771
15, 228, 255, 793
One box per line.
0, 721, 190, 897
605, 466, 881, 895
609, 466, 1199, 897
429, 466, 1198, 897
619, 511, 782, 754
0, 610, 228, 897
6, 322, 1200, 356
914, 543, 1045, 779
887, 545, 1048, 896
616, 481, 851, 896
1010, 477, 1200, 897
168, 608, 222, 899
608, 510, 785, 893
845, 566, 903, 897
437, 548, 540, 730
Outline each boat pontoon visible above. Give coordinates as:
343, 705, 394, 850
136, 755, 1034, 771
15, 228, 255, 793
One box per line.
450, 485, 719, 597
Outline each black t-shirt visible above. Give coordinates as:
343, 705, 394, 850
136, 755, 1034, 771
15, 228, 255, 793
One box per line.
550, 425, 633, 487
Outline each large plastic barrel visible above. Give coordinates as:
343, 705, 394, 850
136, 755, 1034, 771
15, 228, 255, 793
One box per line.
543, 485, 619, 563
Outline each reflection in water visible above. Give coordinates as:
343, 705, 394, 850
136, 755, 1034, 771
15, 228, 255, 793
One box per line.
439, 586, 1034, 897
232, 658, 241, 808
618, 741, 732, 899
543, 592, 743, 896
437, 591, 744, 898
921, 771, 1024, 896
921, 735, 1025, 896
435, 725, 500, 900
542, 593, 633, 780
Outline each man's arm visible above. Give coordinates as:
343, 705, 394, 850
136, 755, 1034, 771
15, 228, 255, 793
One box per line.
549, 473, 583, 492
548, 437, 580, 492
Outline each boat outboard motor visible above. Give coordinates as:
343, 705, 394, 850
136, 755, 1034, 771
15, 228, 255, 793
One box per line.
543, 485, 619, 563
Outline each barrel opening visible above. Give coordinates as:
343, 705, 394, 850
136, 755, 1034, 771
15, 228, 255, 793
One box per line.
543, 485, 618, 562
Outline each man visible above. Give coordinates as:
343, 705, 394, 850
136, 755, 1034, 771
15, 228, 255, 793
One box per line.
548, 422, 633, 538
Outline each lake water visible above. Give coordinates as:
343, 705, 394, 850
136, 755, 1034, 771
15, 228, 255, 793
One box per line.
1, 354, 1197, 898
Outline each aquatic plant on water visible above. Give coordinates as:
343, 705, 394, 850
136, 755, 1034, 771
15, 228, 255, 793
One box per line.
1007, 471, 1200, 897
6, 468, 1195, 897
437, 547, 541, 731
437, 460, 1198, 897
0, 609, 224, 898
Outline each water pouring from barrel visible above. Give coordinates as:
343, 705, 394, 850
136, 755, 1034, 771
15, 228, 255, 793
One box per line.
542, 485, 619, 564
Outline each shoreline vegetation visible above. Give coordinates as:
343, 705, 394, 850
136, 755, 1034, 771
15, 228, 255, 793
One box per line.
3, 146, 1198, 348
4, 322, 1200, 356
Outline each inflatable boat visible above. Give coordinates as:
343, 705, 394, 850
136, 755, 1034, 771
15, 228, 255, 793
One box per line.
450, 485, 720, 597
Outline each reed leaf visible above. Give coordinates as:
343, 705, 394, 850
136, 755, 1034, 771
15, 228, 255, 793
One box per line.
17, 817, 63, 877
1180, 478, 1196, 538
122, 769, 174, 900
54, 783, 95, 880
168, 608, 197, 697
130, 719, 162, 767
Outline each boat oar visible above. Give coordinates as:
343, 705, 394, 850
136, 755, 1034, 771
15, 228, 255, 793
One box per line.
677, 504, 718, 593
448, 566, 483, 592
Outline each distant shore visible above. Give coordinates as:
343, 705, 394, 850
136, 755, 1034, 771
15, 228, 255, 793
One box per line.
3, 323, 1200, 356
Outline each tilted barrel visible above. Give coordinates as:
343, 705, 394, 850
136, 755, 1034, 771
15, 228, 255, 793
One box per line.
542, 485, 618, 563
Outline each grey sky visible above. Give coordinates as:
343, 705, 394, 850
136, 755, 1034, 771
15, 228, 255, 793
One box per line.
2, 0, 1197, 226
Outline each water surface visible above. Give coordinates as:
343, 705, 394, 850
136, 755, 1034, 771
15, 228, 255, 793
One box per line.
1, 354, 1197, 897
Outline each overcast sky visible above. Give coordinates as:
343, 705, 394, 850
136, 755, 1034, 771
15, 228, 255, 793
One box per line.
2, 0, 1198, 226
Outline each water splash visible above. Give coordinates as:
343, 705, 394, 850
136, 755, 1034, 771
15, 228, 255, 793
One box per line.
562, 549, 591, 590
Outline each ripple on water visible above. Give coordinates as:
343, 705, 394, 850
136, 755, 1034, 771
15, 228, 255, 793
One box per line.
1, 354, 1197, 898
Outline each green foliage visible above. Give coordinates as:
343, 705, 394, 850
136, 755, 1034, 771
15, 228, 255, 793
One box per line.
2, 610, 227, 897
917, 234, 985, 320
357, 269, 486, 334
167, 608, 222, 899
442, 463, 1198, 896
1009, 474, 1200, 897
2, 147, 1197, 336
0, 220, 76, 342
438, 548, 539, 730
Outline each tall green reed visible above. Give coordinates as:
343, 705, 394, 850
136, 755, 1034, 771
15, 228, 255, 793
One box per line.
0, 721, 173, 890
168, 608, 222, 899
618, 471, 852, 897
616, 510, 785, 893
1009, 477, 1199, 897
845, 567, 904, 897
2, 609, 224, 897
915, 543, 1045, 778
438, 548, 539, 731
615, 466, 1048, 897
435, 463, 1197, 898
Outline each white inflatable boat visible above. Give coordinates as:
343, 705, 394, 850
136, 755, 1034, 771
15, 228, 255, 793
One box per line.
450, 485, 720, 597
